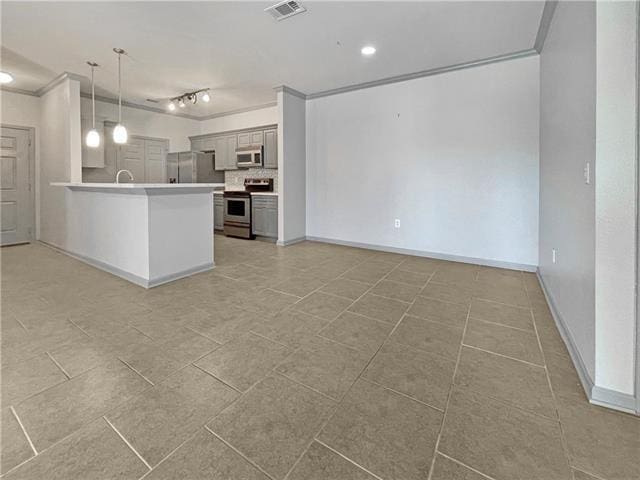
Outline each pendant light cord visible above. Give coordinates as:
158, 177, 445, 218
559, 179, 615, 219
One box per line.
117, 52, 122, 124
91, 65, 96, 129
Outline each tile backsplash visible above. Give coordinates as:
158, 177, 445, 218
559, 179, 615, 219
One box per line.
225, 167, 278, 192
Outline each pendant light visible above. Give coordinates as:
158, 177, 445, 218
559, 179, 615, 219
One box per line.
85, 62, 101, 148
112, 48, 128, 144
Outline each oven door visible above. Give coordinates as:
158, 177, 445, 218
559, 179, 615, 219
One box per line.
224, 197, 250, 224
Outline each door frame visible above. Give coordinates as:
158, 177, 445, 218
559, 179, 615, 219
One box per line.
1, 123, 36, 244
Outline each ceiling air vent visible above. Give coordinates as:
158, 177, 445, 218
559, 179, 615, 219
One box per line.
265, 0, 306, 21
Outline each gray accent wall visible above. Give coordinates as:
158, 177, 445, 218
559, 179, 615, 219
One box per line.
539, 1, 596, 380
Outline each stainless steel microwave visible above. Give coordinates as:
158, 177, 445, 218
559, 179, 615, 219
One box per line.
236, 145, 262, 168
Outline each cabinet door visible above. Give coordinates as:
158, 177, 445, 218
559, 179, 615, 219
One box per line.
265, 206, 278, 238
250, 131, 264, 145
214, 203, 224, 230
144, 139, 167, 183
237, 132, 251, 147
225, 135, 237, 170
263, 129, 277, 169
203, 136, 216, 151
81, 118, 105, 168
213, 137, 226, 171
252, 206, 265, 235
118, 138, 145, 182
191, 139, 204, 152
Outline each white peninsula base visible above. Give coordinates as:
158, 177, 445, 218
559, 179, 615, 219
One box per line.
52, 183, 224, 288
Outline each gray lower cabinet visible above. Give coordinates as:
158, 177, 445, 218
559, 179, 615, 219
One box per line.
214, 194, 224, 230
252, 195, 278, 238
263, 129, 277, 169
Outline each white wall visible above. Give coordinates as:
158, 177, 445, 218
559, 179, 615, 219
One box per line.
594, 0, 638, 399
39, 78, 82, 248
199, 105, 277, 135
306, 55, 540, 268
539, 1, 597, 380
0, 90, 42, 232
277, 90, 306, 244
81, 98, 200, 152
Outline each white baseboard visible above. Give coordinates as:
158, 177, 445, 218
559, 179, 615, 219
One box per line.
39, 241, 214, 289
305, 235, 537, 272
537, 270, 638, 415
277, 236, 307, 247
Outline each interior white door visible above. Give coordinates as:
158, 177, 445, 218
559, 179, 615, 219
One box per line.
1, 127, 33, 245
118, 137, 145, 182
144, 139, 167, 183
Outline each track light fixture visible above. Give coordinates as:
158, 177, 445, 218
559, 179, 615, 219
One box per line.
166, 89, 211, 112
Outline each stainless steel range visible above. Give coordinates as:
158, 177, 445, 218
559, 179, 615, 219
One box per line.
222, 178, 274, 240
223, 191, 252, 239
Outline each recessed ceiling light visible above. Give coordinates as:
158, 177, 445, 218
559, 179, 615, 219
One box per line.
361, 46, 376, 56
0, 71, 14, 84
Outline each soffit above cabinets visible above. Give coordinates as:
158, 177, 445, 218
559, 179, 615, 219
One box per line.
1, 1, 545, 117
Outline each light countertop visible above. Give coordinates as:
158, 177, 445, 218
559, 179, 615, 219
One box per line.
52, 183, 225, 189
214, 191, 278, 196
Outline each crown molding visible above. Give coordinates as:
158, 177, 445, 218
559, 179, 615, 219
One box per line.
197, 101, 278, 121
35, 71, 84, 96
534, 0, 559, 53
0, 86, 39, 97
274, 85, 307, 100
306, 49, 538, 100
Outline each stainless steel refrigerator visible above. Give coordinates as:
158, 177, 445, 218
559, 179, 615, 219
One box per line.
166, 151, 224, 183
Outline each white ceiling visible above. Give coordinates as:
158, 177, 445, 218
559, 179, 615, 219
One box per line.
0, 1, 544, 117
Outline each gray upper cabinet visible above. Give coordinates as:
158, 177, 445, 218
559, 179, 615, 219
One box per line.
263, 129, 277, 169
191, 138, 205, 152
192, 126, 276, 172
224, 135, 237, 170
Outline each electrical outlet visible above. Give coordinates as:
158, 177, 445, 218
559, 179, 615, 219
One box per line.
552, 248, 557, 264
584, 162, 591, 184
394, 219, 401, 228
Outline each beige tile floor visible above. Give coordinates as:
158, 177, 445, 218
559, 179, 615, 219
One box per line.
1, 236, 639, 480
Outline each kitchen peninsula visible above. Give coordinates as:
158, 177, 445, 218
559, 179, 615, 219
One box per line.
52, 182, 224, 287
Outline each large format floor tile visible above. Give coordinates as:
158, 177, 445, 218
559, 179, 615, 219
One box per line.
287, 441, 376, 480
1, 353, 67, 406
558, 401, 640, 479
408, 296, 468, 326
195, 333, 292, 391
439, 387, 571, 480
390, 315, 463, 360
347, 293, 408, 324
292, 292, 353, 321
318, 311, 393, 355
276, 336, 370, 400
1, 407, 34, 474
3, 418, 148, 480
463, 317, 543, 365
3, 239, 638, 479
454, 346, 556, 418
362, 341, 455, 409
469, 298, 534, 331
251, 310, 328, 348
144, 429, 269, 480
14, 359, 149, 451
207, 375, 335, 480
318, 379, 442, 480
106, 366, 238, 467
430, 454, 487, 480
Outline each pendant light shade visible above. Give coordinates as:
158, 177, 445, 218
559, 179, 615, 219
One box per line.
113, 124, 128, 144
85, 61, 100, 148
86, 128, 101, 148
113, 48, 128, 144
